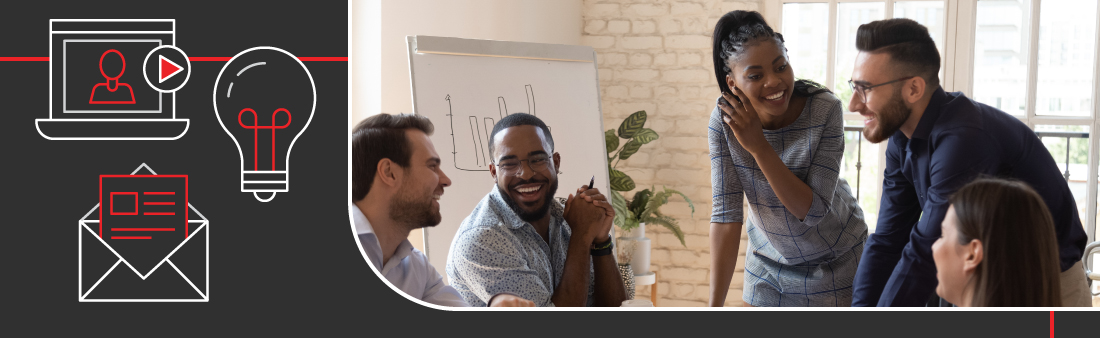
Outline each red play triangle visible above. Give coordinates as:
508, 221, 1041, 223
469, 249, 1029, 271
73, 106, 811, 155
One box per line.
159, 55, 183, 83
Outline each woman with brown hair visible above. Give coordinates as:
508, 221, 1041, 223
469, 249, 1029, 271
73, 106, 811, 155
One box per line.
933, 177, 1063, 307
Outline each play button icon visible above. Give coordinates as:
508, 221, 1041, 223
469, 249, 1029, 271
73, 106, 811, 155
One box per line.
160, 55, 183, 83
143, 45, 190, 93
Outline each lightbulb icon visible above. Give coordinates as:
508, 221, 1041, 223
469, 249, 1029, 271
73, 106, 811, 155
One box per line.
213, 47, 315, 202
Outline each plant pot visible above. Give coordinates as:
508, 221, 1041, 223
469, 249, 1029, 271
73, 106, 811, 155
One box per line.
617, 264, 635, 299
617, 223, 651, 276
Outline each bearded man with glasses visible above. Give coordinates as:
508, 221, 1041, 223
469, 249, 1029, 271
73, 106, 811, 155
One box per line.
847, 19, 1091, 307
446, 113, 628, 307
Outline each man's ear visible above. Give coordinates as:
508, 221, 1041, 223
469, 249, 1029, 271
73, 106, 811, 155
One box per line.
376, 158, 401, 189
488, 162, 497, 182
904, 76, 928, 105
553, 152, 561, 174
963, 239, 983, 274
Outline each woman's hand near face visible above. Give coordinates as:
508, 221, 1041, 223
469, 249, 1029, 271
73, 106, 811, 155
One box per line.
719, 88, 769, 156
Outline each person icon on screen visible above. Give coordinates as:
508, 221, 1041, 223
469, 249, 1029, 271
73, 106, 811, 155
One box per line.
89, 49, 136, 104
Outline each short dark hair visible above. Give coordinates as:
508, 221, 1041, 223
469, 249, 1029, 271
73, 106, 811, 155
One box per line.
487, 113, 554, 160
855, 18, 941, 89
352, 113, 434, 201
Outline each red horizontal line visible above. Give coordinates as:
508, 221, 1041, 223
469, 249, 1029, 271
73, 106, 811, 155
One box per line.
298, 57, 348, 61
111, 236, 151, 239
143, 192, 175, 195
2, 57, 346, 62
143, 202, 175, 205
189, 57, 230, 61
143, 212, 175, 216
0, 57, 49, 61
112, 228, 175, 231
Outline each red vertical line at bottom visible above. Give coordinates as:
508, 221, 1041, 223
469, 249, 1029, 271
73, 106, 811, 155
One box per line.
1049, 311, 1053, 338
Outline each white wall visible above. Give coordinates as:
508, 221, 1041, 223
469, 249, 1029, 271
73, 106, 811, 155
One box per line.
352, 0, 584, 251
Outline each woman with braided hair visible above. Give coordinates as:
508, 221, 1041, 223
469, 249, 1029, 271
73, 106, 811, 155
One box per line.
708, 10, 868, 307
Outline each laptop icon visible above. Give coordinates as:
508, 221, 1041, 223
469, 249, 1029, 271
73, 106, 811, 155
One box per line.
36, 19, 189, 140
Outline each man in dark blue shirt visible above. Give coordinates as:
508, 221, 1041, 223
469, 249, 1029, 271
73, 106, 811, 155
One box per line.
846, 19, 1091, 306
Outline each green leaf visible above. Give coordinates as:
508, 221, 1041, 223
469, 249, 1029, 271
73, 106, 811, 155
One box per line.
617, 140, 642, 160
629, 189, 652, 218
605, 129, 619, 154
632, 128, 659, 144
609, 167, 635, 191
641, 186, 695, 221
644, 215, 686, 247
617, 110, 647, 139
611, 191, 630, 230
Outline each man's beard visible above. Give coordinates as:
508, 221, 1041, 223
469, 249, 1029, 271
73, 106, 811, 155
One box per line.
389, 185, 441, 230
498, 178, 559, 223
864, 87, 911, 143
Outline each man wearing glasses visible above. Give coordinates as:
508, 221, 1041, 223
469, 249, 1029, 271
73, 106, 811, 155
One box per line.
847, 19, 1091, 307
446, 113, 628, 306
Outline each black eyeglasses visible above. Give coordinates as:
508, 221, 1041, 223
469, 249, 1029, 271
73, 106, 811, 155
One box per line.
848, 76, 916, 103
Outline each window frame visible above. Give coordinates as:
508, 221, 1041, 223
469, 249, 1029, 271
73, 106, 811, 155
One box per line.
765, 0, 1100, 242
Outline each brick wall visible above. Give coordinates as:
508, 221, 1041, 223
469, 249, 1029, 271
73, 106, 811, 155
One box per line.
582, 0, 763, 307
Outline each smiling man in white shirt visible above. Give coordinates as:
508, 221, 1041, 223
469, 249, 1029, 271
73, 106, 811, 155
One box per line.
352, 113, 533, 307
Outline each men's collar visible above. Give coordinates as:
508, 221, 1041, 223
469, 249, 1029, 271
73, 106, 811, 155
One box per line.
351, 203, 414, 273
352, 204, 375, 235
489, 186, 563, 230
910, 87, 948, 140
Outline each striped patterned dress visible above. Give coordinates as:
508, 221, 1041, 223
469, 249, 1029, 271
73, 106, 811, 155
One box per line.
708, 91, 869, 307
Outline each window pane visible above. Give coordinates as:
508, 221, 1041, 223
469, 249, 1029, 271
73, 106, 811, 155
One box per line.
1035, 0, 1097, 116
839, 125, 882, 233
894, 1, 946, 81
1035, 124, 1090, 229
783, 3, 830, 86
973, 0, 1031, 116
835, 2, 886, 109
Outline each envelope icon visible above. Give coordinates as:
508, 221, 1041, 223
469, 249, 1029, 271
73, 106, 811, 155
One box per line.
78, 163, 209, 302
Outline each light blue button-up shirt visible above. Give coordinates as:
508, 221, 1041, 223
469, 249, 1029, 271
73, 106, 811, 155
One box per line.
446, 188, 594, 307
352, 205, 467, 307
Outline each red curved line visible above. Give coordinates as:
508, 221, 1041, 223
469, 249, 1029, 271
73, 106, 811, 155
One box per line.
239, 108, 259, 170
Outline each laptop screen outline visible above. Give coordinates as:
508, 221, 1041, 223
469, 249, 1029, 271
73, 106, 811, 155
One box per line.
49, 20, 175, 120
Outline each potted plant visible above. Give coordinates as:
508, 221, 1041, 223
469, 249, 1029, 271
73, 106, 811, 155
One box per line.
605, 110, 694, 295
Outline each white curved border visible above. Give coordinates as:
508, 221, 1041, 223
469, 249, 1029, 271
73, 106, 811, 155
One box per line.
142, 45, 192, 93
213, 46, 316, 201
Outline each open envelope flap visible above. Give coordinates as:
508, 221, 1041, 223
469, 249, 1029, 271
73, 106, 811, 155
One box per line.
79, 202, 208, 300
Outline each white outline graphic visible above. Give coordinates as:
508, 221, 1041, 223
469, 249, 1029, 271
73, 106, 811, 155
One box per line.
142, 45, 191, 91
212, 46, 316, 203
38, 19, 189, 141
78, 163, 209, 302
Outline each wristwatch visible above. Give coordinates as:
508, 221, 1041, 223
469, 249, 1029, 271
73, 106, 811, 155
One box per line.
590, 237, 613, 256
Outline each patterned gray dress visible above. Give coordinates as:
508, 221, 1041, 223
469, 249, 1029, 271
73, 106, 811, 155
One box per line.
709, 91, 869, 307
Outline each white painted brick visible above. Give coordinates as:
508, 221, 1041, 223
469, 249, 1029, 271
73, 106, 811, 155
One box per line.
723, 289, 745, 306
671, 2, 707, 16
678, 52, 703, 66
616, 68, 660, 81
681, 17, 709, 34
602, 52, 627, 66
607, 20, 630, 34
655, 85, 678, 98
606, 85, 629, 99
673, 282, 695, 298
662, 267, 708, 282
658, 18, 682, 34
584, 20, 606, 35
629, 86, 651, 98
661, 69, 710, 83
597, 68, 613, 83
623, 151, 650, 166
633, 20, 656, 34
672, 153, 699, 168
665, 35, 712, 49
720, 1, 759, 13
582, 35, 615, 49
670, 249, 701, 266
624, 3, 669, 17
660, 136, 708, 151
629, 53, 652, 66
653, 53, 677, 66
621, 36, 663, 49
588, 3, 621, 17
650, 248, 671, 264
